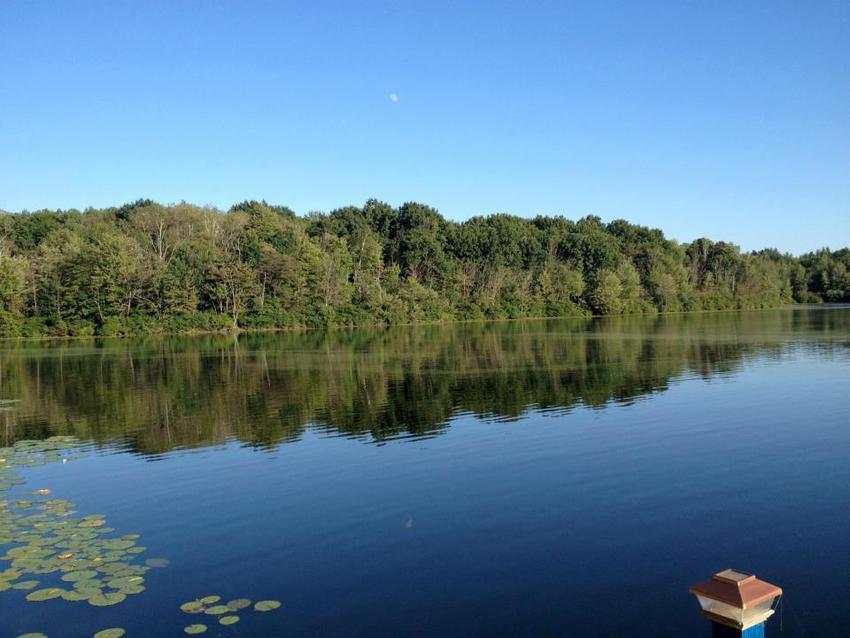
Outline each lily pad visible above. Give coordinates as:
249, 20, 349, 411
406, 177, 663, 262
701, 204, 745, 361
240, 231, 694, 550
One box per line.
183, 625, 207, 635
227, 598, 251, 610
26, 587, 64, 601
12, 580, 40, 590
205, 604, 231, 615
61, 589, 90, 601
88, 592, 126, 607
199, 595, 220, 605
219, 616, 240, 625
254, 599, 282, 612
16, 634, 48, 638
74, 586, 102, 598
93, 630, 125, 638
62, 570, 98, 582
107, 575, 144, 588
180, 600, 205, 613
145, 558, 169, 568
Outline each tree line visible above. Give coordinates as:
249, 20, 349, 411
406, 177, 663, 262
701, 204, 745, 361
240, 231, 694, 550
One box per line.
0, 199, 847, 337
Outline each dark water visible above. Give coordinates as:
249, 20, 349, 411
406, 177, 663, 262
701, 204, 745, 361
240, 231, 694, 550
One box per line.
1, 307, 849, 637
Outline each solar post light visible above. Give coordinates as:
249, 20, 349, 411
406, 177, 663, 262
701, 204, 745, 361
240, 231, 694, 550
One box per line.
689, 569, 783, 638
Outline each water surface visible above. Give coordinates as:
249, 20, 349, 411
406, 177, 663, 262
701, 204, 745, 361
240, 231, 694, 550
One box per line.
2, 307, 849, 637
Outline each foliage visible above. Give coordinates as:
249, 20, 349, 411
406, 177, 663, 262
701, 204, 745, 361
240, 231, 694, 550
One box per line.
0, 201, 844, 337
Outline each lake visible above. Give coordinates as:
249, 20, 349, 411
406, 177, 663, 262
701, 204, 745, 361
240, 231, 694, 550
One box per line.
1, 307, 849, 637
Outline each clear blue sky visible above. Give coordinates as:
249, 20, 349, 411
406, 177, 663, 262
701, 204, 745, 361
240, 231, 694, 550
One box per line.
1, 1, 847, 254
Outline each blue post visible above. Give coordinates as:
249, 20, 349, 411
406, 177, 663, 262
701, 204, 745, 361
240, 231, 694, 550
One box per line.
711, 622, 766, 638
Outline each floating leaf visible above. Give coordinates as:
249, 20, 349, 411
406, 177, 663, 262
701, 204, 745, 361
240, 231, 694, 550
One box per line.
88, 592, 126, 607
74, 586, 102, 598
16, 634, 48, 638
205, 604, 231, 615
107, 575, 144, 588
61, 589, 90, 601
26, 587, 64, 601
12, 580, 40, 590
62, 570, 98, 582
227, 598, 251, 610
183, 625, 207, 635
254, 600, 281, 612
199, 595, 220, 605
145, 558, 169, 568
93, 629, 125, 638
33, 489, 51, 495
181, 600, 204, 613
219, 616, 239, 626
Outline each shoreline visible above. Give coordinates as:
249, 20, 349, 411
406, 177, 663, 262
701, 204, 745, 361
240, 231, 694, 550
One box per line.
0, 302, 831, 345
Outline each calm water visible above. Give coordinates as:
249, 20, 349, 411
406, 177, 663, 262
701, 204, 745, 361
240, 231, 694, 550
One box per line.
1, 307, 849, 637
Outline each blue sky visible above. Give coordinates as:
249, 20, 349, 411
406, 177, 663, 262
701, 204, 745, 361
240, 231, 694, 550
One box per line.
1, 1, 847, 254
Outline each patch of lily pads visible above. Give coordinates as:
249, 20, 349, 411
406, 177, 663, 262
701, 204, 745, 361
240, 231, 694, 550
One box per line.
0, 437, 161, 615
4, 436, 286, 636
180, 594, 282, 632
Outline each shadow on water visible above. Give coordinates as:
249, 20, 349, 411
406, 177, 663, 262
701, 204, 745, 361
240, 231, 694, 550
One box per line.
1, 306, 848, 456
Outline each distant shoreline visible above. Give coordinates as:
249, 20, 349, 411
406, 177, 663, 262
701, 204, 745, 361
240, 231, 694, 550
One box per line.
2, 201, 847, 341
1, 302, 839, 345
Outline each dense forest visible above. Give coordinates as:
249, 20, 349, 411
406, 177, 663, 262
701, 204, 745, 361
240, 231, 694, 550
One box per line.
0, 199, 848, 337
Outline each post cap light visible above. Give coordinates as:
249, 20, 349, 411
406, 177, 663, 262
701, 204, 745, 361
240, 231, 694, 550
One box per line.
689, 569, 782, 633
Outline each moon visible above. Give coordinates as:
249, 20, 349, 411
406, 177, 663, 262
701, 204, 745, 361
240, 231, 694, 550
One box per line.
389, 93, 398, 103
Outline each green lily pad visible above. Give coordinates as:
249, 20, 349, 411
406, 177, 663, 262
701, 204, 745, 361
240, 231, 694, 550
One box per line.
145, 558, 169, 568
205, 604, 231, 615
62, 570, 98, 582
254, 599, 281, 612
26, 587, 64, 601
219, 616, 239, 625
180, 600, 205, 613
183, 625, 207, 635
107, 575, 144, 588
16, 634, 48, 638
199, 595, 220, 604
12, 580, 40, 590
88, 592, 126, 607
93, 630, 125, 638
61, 589, 90, 601
227, 598, 251, 610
